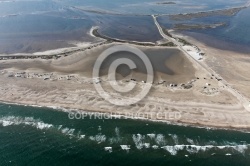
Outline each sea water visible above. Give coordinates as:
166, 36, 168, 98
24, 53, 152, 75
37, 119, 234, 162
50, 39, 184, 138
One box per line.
158, 6, 250, 51
1, 0, 249, 53
0, 103, 250, 165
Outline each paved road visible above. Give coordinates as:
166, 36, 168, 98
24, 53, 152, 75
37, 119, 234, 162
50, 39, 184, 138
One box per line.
152, 15, 250, 112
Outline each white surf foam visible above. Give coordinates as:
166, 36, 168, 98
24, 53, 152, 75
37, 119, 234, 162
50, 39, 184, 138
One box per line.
57, 125, 63, 130
152, 145, 159, 149
186, 138, 195, 144
160, 144, 250, 155
104, 147, 112, 153
79, 135, 86, 139
120, 145, 130, 151
132, 134, 146, 150
155, 134, 166, 145
169, 134, 179, 144
61, 128, 75, 136
144, 143, 150, 148
36, 122, 53, 130
89, 134, 106, 143
147, 133, 156, 139
0, 116, 53, 130
0, 116, 85, 140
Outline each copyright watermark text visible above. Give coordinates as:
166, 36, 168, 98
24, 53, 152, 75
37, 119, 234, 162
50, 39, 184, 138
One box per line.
68, 111, 181, 120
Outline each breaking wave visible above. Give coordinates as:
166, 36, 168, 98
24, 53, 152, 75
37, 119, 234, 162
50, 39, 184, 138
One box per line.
0, 116, 53, 130
89, 134, 107, 143
161, 144, 249, 155
132, 134, 150, 149
169, 134, 179, 144
155, 134, 166, 145
1, 117, 249, 155
109, 127, 123, 144
0, 116, 84, 139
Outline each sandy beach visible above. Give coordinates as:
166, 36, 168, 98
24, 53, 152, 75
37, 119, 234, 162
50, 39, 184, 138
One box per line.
0, 40, 250, 130
173, 32, 250, 100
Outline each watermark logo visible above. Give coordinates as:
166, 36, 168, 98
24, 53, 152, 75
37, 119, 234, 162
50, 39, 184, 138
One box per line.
68, 111, 182, 121
93, 45, 154, 106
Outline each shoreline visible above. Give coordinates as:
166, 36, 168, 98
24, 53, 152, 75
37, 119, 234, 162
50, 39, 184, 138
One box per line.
173, 31, 250, 54
151, 15, 250, 113
1, 25, 250, 131
72, 3, 249, 17
1, 100, 250, 133
0, 5, 248, 57
1, 5, 250, 132
0, 26, 175, 61
0, 49, 249, 130
0, 40, 109, 61
90, 27, 176, 47
171, 30, 250, 100
0, 42, 250, 131
1, 5, 248, 57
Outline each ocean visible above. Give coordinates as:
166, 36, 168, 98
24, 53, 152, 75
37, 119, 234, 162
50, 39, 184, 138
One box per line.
0, 103, 250, 165
1, 0, 250, 165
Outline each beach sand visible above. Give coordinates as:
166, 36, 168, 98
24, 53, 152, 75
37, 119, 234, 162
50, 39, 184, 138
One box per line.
0, 42, 250, 130
173, 32, 250, 100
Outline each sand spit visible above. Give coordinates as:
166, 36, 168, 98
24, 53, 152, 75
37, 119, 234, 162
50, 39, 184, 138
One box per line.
91, 27, 175, 47
0, 26, 174, 61
168, 6, 247, 20
0, 40, 109, 61
156, 2, 176, 5
0, 42, 250, 130
173, 23, 227, 31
